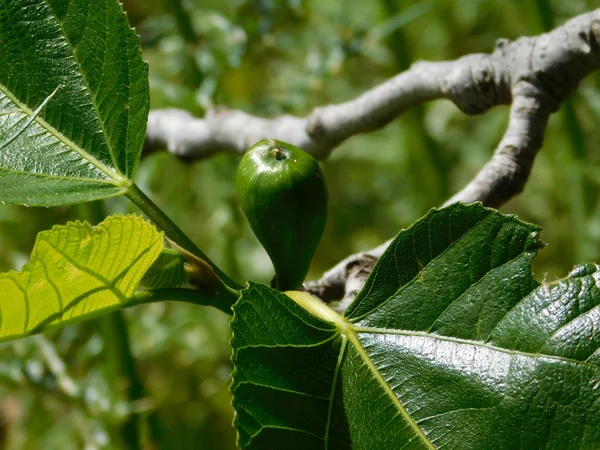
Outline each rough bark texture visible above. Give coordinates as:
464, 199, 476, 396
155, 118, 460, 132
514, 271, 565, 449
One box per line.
144, 10, 600, 307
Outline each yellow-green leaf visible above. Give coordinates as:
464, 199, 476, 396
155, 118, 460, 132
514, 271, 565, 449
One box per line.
0, 214, 163, 342
141, 248, 189, 289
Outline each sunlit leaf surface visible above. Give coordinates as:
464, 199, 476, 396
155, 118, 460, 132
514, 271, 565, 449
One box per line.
231, 203, 600, 449
0, 215, 162, 342
0, 0, 148, 206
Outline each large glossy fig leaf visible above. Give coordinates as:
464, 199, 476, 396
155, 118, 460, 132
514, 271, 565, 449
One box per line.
0, 215, 162, 342
231, 202, 600, 449
0, 0, 148, 206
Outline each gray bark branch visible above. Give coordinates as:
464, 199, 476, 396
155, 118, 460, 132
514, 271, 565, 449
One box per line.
144, 10, 600, 305
303, 10, 600, 304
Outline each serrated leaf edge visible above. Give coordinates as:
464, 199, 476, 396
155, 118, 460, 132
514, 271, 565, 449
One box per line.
0, 214, 162, 342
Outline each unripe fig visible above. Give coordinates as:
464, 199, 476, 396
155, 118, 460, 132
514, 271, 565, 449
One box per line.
236, 139, 328, 291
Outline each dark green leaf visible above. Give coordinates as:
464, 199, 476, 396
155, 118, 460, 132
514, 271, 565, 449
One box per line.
0, 0, 148, 206
231, 203, 600, 449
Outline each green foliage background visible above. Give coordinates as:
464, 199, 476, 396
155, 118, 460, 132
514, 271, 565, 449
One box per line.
0, 0, 599, 449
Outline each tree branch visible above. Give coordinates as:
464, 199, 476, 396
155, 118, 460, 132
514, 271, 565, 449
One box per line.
304, 10, 600, 303
145, 10, 600, 305
144, 63, 446, 160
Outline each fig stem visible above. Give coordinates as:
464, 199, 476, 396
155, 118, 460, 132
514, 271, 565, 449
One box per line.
126, 183, 242, 292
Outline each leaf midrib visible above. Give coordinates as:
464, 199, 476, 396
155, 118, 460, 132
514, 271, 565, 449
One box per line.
324, 334, 346, 448
324, 308, 600, 449
0, 165, 119, 185
273, 292, 438, 449
354, 325, 600, 370
333, 319, 437, 450
0, 83, 128, 187
43, 0, 126, 178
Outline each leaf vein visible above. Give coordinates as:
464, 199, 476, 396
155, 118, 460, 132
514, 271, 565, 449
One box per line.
39, 237, 127, 303
345, 325, 436, 449
355, 326, 600, 369
42, 0, 123, 175
349, 212, 499, 322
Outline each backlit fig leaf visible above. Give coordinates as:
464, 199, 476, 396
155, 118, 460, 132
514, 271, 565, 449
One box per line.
141, 248, 188, 289
231, 202, 600, 449
0, 0, 148, 206
0, 215, 162, 342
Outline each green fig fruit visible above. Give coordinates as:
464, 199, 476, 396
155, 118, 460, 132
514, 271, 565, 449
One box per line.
236, 139, 328, 291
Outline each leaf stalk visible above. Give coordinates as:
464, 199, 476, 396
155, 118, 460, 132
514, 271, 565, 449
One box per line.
125, 183, 242, 292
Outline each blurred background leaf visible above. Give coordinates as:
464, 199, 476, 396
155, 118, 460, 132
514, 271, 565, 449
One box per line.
1, 0, 600, 448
